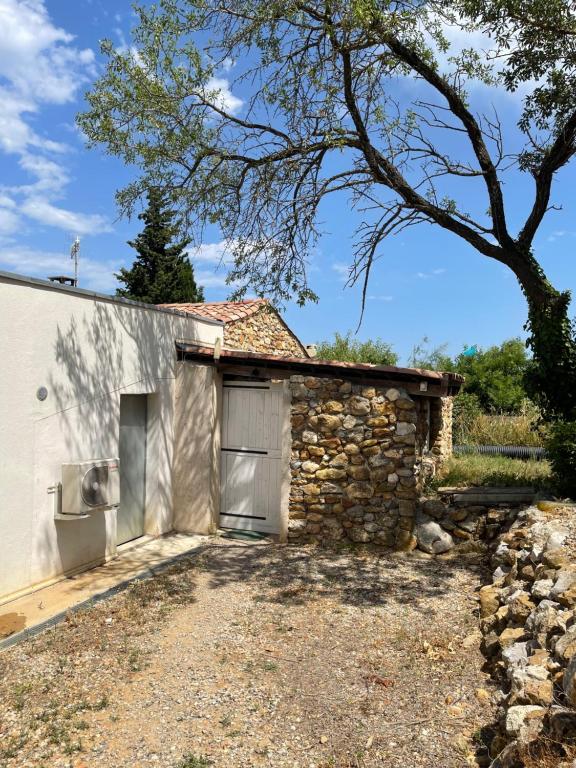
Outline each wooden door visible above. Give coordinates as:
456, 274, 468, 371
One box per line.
220, 382, 284, 533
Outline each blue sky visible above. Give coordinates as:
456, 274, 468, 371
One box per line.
1, 0, 575, 363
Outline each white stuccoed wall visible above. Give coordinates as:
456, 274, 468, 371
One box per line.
0, 273, 223, 600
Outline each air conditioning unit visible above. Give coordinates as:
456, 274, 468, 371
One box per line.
61, 459, 120, 516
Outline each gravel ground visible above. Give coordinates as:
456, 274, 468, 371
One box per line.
0, 539, 497, 768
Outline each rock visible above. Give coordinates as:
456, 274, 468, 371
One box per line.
481, 605, 510, 635
288, 518, 307, 533
422, 499, 447, 519
462, 631, 482, 649
316, 468, 347, 480
346, 465, 370, 481
542, 547, 571, 569
320, 482, 342, 495
479, 585, 502, 618
323, 400, 344, 413
548, 706, 576, 742
347, 396, 371, 415
507, 591, 536, 623
349, 526, 371, 543
329, 452, 349, 467
317, 414, 342, 432
525, 599, 565, 644
502, 642, 529, 671
499, 627, 527, 649
481, 631, 500, 658
554, 625, 576, 661
345, 482, 374, 500
551, 569, 576, 607
387, 473, 399, 484
302, 430, 318, 444
415, 511, 454, 554
505, 705, 545, 741
449, 507, 469, 523
301, 461, 320, 474
301, 483, 320, 496
395, 422, 416, 436
509, 666, 553, 706
563, 654, 576, 706
342, 415, 357, 430
531, 578, 554, 601
385, 388, 401, 401
475, 688, 491, 703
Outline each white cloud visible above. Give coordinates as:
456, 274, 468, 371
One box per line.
21, 199, 111, 236
416, 267, 446, 279
205, 77, 243, 115
0, 0, 109, 235
194, 270, 231, 288
187, 241, 234, 265
0, 245, 120, 292
332, 263, 351, 281
367, 294, 393, 302
547, 230, 575, 243
0, 207, 20, 234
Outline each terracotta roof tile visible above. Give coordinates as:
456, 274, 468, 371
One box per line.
159, 299, 268, 324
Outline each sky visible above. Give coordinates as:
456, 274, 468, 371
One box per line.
1, 0, 575, 364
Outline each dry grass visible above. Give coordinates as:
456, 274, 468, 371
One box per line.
429, 454, 552, 490
0, 557, 199, 767
456, 410, 547, 447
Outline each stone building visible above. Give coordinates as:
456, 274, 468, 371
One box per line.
0, 271, 461, 603
177, 344, 463, 549
161, 299, 307, 357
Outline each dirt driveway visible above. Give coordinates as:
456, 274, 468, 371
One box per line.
0, 539, 495, 768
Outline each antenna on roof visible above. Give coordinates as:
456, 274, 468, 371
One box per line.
70, 236, 80, 287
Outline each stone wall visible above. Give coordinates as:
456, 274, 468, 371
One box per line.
430, 396, 453, 461
477, 505, 576, 766
225, 306, 307, 357
288, 375, 419, 549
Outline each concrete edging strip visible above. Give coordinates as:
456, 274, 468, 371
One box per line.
0, 544, 204, 653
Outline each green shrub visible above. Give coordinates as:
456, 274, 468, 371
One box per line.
315, 332, 398, 365
545, 421, 576, 498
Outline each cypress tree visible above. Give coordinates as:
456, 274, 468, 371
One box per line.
115, 188, 204, 304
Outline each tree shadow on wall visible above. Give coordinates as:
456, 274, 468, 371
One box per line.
40, 299, 195, 576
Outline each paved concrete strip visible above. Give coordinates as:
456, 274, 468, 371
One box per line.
0, 533, 205, 652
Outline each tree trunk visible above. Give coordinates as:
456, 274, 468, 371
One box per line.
507, 251, 576, 421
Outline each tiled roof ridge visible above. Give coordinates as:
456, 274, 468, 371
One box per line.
158, 298, 269, 323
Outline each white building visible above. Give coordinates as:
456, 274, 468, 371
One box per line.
0, 271, 223, 601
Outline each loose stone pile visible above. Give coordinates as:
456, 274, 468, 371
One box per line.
288, 378, 418, 549
416, 499, 519, 555
477, 505, 576, 766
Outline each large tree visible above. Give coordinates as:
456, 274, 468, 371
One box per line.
116, 188, 204, 304
80, 0, 576, 420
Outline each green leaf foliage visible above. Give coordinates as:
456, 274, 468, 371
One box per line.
315, 332, 398, 366
454, 338, 530, 413
545, 421, 576, 497
116, 188, 204, 304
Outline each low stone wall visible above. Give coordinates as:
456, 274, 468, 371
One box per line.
225, 306, 307, 357
477, 506, 576, 766
416, 498, 520, 555
288, 376, 418, 549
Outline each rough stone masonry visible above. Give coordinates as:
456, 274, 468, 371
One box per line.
288, 375, 419, 549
